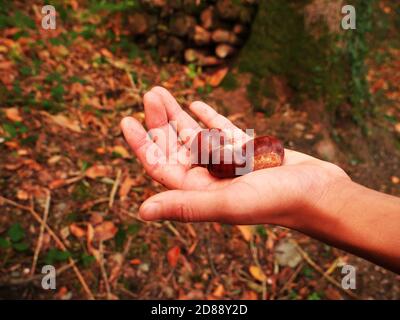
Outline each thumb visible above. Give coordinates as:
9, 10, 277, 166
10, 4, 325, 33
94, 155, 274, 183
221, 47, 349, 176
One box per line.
139, 189, 229, 223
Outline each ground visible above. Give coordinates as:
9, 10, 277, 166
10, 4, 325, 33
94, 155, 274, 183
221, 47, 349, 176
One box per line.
0, 1, 399, 300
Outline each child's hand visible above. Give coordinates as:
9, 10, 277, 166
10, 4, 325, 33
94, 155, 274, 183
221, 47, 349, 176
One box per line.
120, 87, 350, 225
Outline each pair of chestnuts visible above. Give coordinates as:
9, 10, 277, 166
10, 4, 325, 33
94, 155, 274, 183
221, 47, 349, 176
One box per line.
190, 129, 285, 179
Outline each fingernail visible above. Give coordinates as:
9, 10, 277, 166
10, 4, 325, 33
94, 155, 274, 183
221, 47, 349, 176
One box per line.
140, 202, 160, 220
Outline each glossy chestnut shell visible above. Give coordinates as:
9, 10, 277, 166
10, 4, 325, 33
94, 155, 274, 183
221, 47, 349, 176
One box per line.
207, 135, 284, 179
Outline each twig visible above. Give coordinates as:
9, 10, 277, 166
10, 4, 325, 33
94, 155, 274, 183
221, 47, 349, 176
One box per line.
290, 240, 361, 300
117, 284, 137, 299
99, 240, 112, 299
0, 261, 74, 286
80, 197, 109, 211
205, 226, 218, 278
31, 190, 51, 276
125, 69, 138, 91
277, 261, 304, 296
164, 221, 188, 246
0, 196, 95, 300
109, 169, 122, 208
250, 237, 267, 300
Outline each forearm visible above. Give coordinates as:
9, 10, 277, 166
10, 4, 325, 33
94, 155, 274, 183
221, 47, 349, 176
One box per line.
289, 180, 400, 273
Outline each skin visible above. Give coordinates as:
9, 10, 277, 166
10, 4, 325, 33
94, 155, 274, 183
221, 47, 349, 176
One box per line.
121, 86, 400, 274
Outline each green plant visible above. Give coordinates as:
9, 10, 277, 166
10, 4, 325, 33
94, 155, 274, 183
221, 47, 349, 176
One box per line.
45, 248, 71, 264
0, 223, 30, 252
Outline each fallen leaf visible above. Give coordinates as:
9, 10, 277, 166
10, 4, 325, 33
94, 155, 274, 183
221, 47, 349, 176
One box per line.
0, 61, 13, 69
48, 114, 82, 133
192, 76, 206, 89
167, 246, 180, 268
5, 107, 22, 122
119, 176, 136, 199
48, 155, 62, 165
395, 123, 400, 134
325, 287, 343, 300
249, 265, 267, 282
111, 145, 130, 159
241, 291, 258, 300
69, 223, 86, 238
108, 253, 123, 285
85, 165, 112, 179
16, 189, 29, 200
212, 284, 225, 298
49, 179, 66, 190
100, 48, 113, 58
94, 221, 118, 241
206, 67, 228, 87
130, 258, 142, 265
90, 212, 104, 225
237, 225, 254, 242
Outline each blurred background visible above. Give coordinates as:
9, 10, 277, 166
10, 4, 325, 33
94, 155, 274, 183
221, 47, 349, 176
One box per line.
0, 0, 399, 299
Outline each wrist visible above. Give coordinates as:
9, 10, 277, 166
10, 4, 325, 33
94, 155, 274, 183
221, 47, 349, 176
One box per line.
289, 177, 358, 233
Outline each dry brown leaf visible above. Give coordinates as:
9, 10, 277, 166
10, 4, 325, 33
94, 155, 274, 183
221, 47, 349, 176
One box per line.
206, 67, 228, 87
49, 179, 66, 190
119, 176, 136, 199
167, 246, 181, 268
69, 223, 86, 238
94, 221, 118, 241
85, 165, 112, 179
241, 291, 258, 300
0, 61, 13, 69
48, 114, 82, 133
90, 212, 104, 225
237, 225, 254, 242
130, 258, 141, 265
87, 224, 100, 261
16, 189, 29, 200
111, 145, 130, 159
212, 284, 225, 298
5, 107, 22, 122
47, 155, 62, 165
100, 48, 113, 58
249, 265, 267, 282
395, 123, 400, 134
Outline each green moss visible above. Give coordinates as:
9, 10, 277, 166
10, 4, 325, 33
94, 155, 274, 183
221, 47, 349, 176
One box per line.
238, 0, 373, 123
220, 72, 239, 91
239, 1, 332, 110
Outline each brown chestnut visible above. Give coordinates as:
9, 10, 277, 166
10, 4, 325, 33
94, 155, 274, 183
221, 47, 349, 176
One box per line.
207, 135, 284, 179
190, 128, 227, 167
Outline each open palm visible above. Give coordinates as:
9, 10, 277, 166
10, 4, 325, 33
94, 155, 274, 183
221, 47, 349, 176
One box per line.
121, 87, 350, 224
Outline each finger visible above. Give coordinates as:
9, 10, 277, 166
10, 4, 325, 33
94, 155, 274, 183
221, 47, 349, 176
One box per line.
120, 116, 186, 188
139, 188, 229, 222
189, 101, 248, 140
144, 90, 178, 157
151, 86, 201, 144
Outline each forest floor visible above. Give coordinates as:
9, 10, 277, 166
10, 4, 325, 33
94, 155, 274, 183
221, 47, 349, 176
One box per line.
0, 3, 399, 300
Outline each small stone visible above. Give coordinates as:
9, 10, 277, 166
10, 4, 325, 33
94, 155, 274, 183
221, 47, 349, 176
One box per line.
212, 29, 238, 44
215, 44, 235, 59
184, 49, 221, 66
233, 24, 245, 35
200, 6, 215, 29
275, 241, 302, 268
394, 123, 400, 134
391, 176, 400, 184
295, 123, 306, 131
169, 14, 196, 37
129, 12, 149, 35
193, 25, 211, 45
